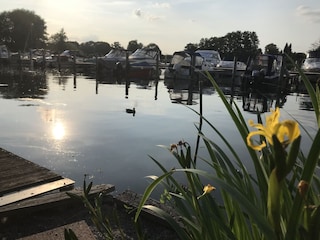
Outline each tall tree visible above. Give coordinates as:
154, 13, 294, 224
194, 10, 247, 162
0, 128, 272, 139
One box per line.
127, 40, 143, 52
48, 28, 68, 53
196, 31, 259, 62
0, 11, 14, 44
184, 43, 198, 52
0, 9, 47, 51
111, 41, 123, 49
265, 43, 280, 55
79, 41, 111, 56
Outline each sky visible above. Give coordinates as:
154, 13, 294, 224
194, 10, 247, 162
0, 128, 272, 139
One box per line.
1, 0, 320, 55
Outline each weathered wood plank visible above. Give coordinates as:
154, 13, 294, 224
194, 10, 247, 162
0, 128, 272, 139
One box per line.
0, 178, 75, 207
0, 184, 115, 217
0, 148, 62, 196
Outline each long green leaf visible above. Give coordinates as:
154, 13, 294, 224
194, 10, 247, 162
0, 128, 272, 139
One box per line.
134, 171, 173, 222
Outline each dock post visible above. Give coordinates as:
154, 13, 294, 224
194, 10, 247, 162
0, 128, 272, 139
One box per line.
73, 53, 76, 75
42, 49, 46, 71
156, 52, 160, 80
58, 54, 61, 72
29, 49, 34, 71
231, 56, 237, 102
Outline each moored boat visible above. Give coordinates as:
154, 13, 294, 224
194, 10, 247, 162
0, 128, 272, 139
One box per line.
128, 46, 160, 79
241, 54, 290, 93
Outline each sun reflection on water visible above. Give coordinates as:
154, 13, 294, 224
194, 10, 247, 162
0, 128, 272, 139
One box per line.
52, 121, 66, 140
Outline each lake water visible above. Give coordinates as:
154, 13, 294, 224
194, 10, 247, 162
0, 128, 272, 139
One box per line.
0, 70, 318, 196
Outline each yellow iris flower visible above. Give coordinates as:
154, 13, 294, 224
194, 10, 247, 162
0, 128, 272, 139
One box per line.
247, 108, 300, 151
197, 184, 216, 199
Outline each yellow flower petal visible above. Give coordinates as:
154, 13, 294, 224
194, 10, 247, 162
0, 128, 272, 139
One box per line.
247, 108, 300, 151
247, 131, 267, 151
203, 184, 216, 194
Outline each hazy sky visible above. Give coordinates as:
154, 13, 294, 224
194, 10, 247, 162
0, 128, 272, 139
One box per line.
1, 0, 320, 54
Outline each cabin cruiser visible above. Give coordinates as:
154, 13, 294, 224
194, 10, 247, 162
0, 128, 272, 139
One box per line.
241, 54, 289, 93
195, 49, 221, 71
164, 51, 203, 80
0, 45, 10, 59
301, 57, 320, 72
216, 60, 247, 71
128, 46, 160, 79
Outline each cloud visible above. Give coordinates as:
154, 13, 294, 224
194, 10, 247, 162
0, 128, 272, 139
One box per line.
134, 8, 143, 17
296, 5, 320, 23
133, 8, 164, 22
153, 2, 171, 8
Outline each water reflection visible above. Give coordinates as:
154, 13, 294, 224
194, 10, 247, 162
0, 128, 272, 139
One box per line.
298, 94, 313, 111
0, 69, 318, 196
0, 70, 47, 99
52, 121, 66, 140
242, 91, 287, 113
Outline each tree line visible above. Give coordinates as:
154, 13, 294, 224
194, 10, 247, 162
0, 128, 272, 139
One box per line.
1, 8, 319, 66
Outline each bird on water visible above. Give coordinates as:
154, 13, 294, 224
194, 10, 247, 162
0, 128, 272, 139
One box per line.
126, 107, 136, 116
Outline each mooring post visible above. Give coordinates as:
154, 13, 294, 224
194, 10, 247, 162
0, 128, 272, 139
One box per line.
73, 53, 76, 75
58, 54, 61, 72
156, 52, 160, 80
29, 49, 33, 71
42, 49, 46, 70
231, 56, 237, 101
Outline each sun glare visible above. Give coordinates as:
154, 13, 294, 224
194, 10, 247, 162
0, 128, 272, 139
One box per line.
52, 121, 66, 140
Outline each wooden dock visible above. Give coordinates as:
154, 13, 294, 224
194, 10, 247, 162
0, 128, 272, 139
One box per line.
0, 147, 115, 216
0, 148, 75, 207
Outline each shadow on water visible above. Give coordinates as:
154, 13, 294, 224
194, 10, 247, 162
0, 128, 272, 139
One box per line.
0, 70, 47, 99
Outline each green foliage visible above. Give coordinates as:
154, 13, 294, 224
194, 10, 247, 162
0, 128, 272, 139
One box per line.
195, 31, 260, 62
66, 179, 116, 240
127, 40, 143, 53
135, 69, 320, 239
0, 9, 47, 51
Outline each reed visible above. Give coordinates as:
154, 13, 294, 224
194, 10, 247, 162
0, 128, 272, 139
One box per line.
135, 60, 320, 240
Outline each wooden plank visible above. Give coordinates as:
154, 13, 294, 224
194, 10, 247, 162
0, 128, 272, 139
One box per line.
0, 184, 115, 217
0, 178, 75, 207
0, 148, 62, 195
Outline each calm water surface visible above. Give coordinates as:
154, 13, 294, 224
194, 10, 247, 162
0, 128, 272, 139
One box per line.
0, 71, 317, 195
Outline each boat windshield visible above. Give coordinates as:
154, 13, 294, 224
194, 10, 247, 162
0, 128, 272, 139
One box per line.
196, 50, 221, 62
130, 48, 158, 59
105, 49, 126, 58
304, 58, 320, 64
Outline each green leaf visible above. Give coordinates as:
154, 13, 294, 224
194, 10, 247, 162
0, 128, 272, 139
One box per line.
267, 169, 281, 235
134, 171, 173, 222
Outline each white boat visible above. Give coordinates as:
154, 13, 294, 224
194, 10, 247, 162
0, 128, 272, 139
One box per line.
0, 45, 10, 59
301, 57, 320, 72
195, 49, 221, 71
164, 51, 204, 80
100, 48, 127, 64
128, 47, 160, 79
216, 60, 247, 71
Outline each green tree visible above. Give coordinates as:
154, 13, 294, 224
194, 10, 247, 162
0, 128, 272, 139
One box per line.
197, 31, 259, 62
0, 9, 47, 51
184, 43, 198, 52
310, 39, 320, 52
79, 41, 111, 57
265, 43, 280, 55
111, 41, 123, 49
0, 11, 14, 44
48, 28, 68, 53
127, 40, 143, 52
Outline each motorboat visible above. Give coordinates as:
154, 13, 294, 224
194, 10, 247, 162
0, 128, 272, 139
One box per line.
195, 49, 221, 71
128, 46, 160, 79
241, 54, 290, 93
301, 57, 320, 72
216, 60, 247, 71
100, 48, 127, 65
95, 48, 129, 80
164, 51, 203, 80
0, 45, 10, 59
